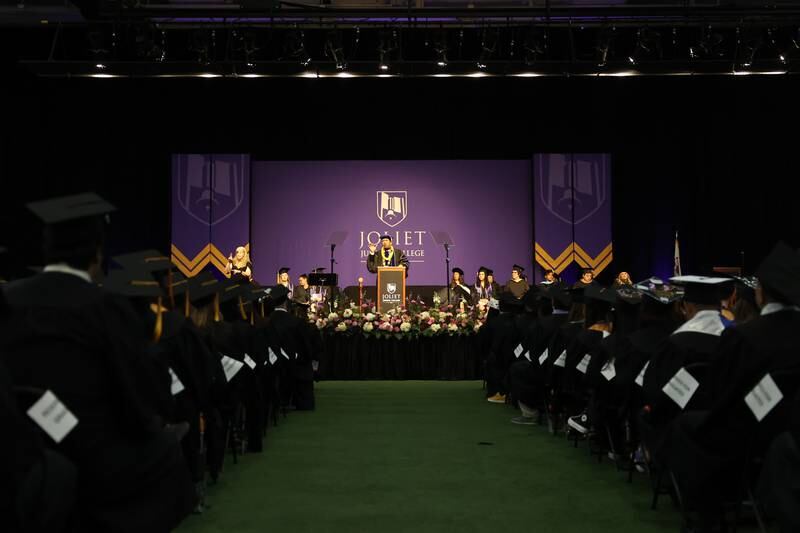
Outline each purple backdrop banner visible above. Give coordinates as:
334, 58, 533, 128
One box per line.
171, 154, 250, 276
533, 153, 612, 282
250, 160, 532, 287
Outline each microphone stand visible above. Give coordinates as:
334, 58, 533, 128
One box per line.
444, 243, 451, 306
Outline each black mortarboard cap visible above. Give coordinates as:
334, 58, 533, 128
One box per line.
478, 266, 489, 274
170, 272, 190, 296
755, 241, 800, 306
188, 271, 219, 304
26, 192, 116, 224
615, 285, 643, 306
102, 269, 163, 299
278, 267, 290, 275
452, 267, 464, 276
512, 264, 525, 273
112, 249, 172, 273
670, 275, 732, 305
486, 268, 494, 276
242, 282, 266, 303
635, 277, 684, 305
311, 267, 326, 273
584, 283, 617, 305
27, 193, 116, 258
379, 235, 392, 241
219, 277, 246, 303
267, 284, 290, 305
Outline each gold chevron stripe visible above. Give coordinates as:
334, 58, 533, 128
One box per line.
171, 244, 212, 269
536, 252, 574, 275
574, 242, 613, 269
534, 243, 574, 269
594, 252, 613, 275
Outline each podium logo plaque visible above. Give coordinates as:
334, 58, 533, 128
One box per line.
377, 267, 406, 313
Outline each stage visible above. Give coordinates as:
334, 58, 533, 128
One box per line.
318, 332, 482, 380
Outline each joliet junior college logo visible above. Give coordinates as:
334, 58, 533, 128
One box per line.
377, 191, 408, 227
386, 283, 397, 294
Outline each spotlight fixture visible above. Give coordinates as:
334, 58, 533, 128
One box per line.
477, 29, 497, 70
325, 31, 347, 71
596, 26, 615, 67
378, 29, 398, 72
286, 30, 311, 67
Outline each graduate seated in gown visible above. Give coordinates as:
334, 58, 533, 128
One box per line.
504, 264, 530, 300
0, 193, 195, 533
660, 242, 800, 530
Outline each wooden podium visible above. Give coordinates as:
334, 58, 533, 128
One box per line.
376, 267, 406, 314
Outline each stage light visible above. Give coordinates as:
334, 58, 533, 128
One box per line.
596, 27, 615, 67
524, 28, 546, 66
325, 31, 347, 71
378, 30, 398, 72
95, 63, 106, 70
286, 30, 311, 67
477, 29, 497, 70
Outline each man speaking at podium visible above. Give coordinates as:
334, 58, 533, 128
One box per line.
367, 235, 409, 276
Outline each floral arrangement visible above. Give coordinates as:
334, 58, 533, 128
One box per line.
307, 296, 488, 340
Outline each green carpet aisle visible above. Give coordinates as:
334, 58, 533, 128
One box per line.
177, 381, 682, 533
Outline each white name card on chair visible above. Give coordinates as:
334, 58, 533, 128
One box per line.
280, 348, 290, 360
523, 350, 531, 362
268, 347, 278, 365
576, 354, 592, 374
601, 360, 617, 381
635, 361, 650, 387
221, 355, 244, 382
553, 350, 567, 368
538, 349, 549, 365
514, 344, 524, 358
662, 367, 700, 410
244, 353, 257, 370
27, 390, 78, 444
745, 373, 783, 422
169, 367, 185, 396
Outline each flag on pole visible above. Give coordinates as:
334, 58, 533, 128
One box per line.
673, 231, 682, 277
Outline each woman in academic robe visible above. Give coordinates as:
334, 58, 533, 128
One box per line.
474, 266, 493, 301
225, 246, 253, 282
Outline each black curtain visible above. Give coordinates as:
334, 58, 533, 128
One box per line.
2, 70, 799, 277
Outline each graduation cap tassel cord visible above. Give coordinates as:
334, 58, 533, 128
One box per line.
238, 296, 247, 321
184, 291, 190, 318
153, 296, 163, 343
167, 270, 175, 309
213, 293, 220, 322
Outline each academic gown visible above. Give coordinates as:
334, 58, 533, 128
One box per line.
366, 248, 409, 274
267, 309, 315, 410
663, 310, 800, 510
0, 272, 194, 532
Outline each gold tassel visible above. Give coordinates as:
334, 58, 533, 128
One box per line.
167, 270, 175, 309
213, 293, 220, 322
238, 296, 247, 321
153, 296, 164, 342
260, 300, 265, 318
184, 291, 190, 318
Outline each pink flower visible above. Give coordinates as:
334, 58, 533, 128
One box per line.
393, 326, 400, 332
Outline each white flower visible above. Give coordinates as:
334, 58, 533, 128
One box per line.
439, 316, 446, 323
315, 319, 325, 329
328, 312, 339, 321
448, 323, 459, 332
474, 323, 482, 332
419, 311, 430, 320
335, 322, 348, 332
430, 323, 441, 333
365, 313, 375, 322
363, 322, 374, 332
400, 321, 412, 333
343, 308, 353, 318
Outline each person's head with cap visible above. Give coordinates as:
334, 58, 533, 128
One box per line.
670, 275, 733, 319
451, 267, 464, 284
278, 267, 290, 284
476, 267, 489, 285
580, 268, 594, 284
486, 268, 495, 284
732, 277, 760, 324
379, 235, 393, 250
543, 269, 558, 283
103, 268, 166, 341
26, 192, 116, 280
268, 284, 290, 307
511, 264, 525, 281
752, 241, 800, 308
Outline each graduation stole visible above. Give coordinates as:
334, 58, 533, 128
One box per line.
382, 247, 395, 266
